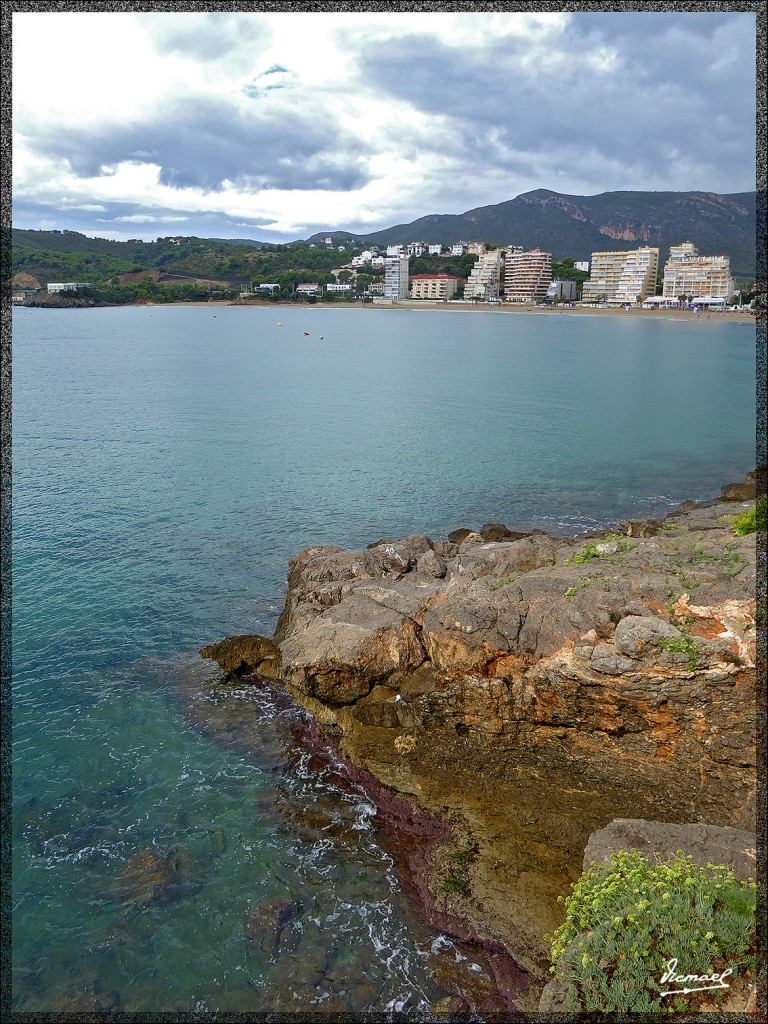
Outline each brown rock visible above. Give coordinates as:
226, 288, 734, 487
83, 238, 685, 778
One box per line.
280, 595, 426, 704
213, 496, 757, 998
720, 481, 756, 501
480, 523, 529, 543
618, 518, 663, 537
199, 634, 281, 679
417, 548, 447, 578
448, 528, 475, 544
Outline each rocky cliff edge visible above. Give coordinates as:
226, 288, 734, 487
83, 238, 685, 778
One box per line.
200, 481, 760, 1002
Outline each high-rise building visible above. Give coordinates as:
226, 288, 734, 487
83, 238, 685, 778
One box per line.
384, 257, 410, 300
614, 248, 660, 303
504, 249, 552, 303
465, 250, 503, 300
662, 242, 734, 301
581, 248, 659, 304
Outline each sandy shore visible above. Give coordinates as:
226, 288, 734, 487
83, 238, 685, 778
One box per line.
158, 299, 754, 322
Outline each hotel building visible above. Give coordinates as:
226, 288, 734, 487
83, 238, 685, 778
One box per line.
662, 242, 734, 302
410, 274, 459, 300
384, 256, 410, 300
504, 249, 552, 303
581, 248, 659, 304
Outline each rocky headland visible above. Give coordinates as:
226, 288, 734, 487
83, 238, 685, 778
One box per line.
200, 475, 762, 1012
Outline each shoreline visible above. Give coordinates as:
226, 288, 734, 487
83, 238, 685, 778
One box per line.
162, 302, 756, 322
18, 299, 755, 322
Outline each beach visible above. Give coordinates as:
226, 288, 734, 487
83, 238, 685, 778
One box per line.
165, 298, 755, 322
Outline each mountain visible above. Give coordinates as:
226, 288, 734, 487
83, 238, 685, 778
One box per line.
10, 189, 757, 284
302, 189, 757, 277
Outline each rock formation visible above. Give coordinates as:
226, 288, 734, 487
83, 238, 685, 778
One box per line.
200, 486, 759, 1007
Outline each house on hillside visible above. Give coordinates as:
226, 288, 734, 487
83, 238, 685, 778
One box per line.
47, 282, 91, 293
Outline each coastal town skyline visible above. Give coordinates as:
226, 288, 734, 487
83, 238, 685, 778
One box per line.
11, 9, 758, 243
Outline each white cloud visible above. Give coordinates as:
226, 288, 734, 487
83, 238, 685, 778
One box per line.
114, 214, 190, 224
12, 10, 756, 243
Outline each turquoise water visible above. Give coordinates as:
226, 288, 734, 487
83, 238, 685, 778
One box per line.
11, 305, 756, 1011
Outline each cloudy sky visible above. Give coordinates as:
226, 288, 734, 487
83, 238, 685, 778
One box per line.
12, 8, 757, 243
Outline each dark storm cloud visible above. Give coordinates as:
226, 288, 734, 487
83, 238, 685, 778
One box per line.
354, 13, 755, 193
21, 96, 371, 193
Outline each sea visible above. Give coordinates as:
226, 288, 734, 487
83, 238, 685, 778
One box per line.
10, 304, 757, 1013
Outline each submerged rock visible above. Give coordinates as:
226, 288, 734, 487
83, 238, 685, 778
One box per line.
245, 895, 303, 957
113, 849, 177, 908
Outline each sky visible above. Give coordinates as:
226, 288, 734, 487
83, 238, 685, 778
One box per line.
11, 8, 758, 244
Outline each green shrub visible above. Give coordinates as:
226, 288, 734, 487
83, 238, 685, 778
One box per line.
732, 495, 767, 536
565, 534, 635, 565
658, 629, 700, 670
548, 850, 757, 1015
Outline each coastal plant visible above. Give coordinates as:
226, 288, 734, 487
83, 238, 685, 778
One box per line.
730, 495, 767, 536
720, 546, 749, 576
490, 574, 522, 592
657, 627, 700, 670
437, 844, 477, 898
565, 573, 603, 599
547, 850, 757, 1015
565, 534, 636, 565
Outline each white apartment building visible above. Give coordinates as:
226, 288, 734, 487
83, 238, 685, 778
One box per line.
614, 248, 660, 304
450, 242, 466, 256
350, 250, 375, 267
465, 250, 503, 301
47, 282, 91, 293
407, 242, 426, 257
504, 249, 552, 303
296, 282, 321, 295
428, 244, 443, 255
384, 256, 410, 300
326, 282, 353, 292
581, 248, 659, 304
410, 274, 459, 300
386, 244, 404, 257
574, 261, 590, 273
662, 242, 734, 301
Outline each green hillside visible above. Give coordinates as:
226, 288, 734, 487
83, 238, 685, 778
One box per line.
10, 188, 757, 296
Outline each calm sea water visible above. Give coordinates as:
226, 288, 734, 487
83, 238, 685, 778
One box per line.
11, 305, 756, 1012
